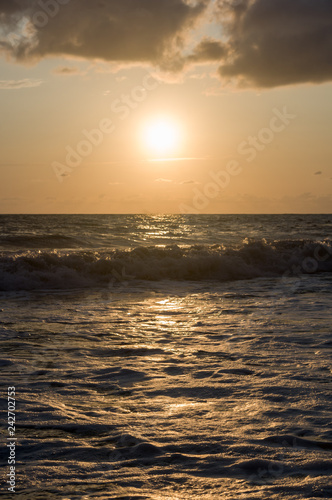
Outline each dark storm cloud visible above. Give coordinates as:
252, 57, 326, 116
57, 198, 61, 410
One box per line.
216, 0, 332, 87
0, 0, 209, 65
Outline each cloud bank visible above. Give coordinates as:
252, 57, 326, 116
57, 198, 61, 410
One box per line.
0, 0, 209, 65
217, 0, 332, 87
1, 0, 332, 88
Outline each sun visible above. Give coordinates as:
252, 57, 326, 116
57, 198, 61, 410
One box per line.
142, 118, 181, 156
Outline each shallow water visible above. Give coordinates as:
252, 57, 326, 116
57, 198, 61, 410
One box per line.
0, 215, 331, 498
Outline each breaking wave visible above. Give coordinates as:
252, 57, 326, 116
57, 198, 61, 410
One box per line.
0, 239, 332, 291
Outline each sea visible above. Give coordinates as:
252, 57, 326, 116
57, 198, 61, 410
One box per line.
0, 214, 331, 499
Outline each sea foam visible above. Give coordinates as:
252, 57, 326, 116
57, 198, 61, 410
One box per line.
0, 239, 331, 290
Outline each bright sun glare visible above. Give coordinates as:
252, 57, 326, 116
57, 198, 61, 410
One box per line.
143, 118, 181, 156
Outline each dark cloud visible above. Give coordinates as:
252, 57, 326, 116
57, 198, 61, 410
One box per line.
0, 0, 209, 65
162, 37, 228, 73
1, 0, 332, 88
216, 0, 332, 87
0, 0, 22, 14
188, 38, 227, 63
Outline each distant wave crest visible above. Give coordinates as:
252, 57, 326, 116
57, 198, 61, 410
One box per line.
0, 234, 84, 249
0, 239, 331, 291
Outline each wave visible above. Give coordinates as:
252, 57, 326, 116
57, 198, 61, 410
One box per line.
0, 234, 84, 249
0, 239, 331, 291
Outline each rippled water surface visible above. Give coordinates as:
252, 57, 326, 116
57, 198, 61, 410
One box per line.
0, 215, 331, 498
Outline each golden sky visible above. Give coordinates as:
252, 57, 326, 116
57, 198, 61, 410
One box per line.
0, 0, 332, 213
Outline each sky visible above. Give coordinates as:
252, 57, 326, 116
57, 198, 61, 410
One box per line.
0, 0, 332, 214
